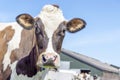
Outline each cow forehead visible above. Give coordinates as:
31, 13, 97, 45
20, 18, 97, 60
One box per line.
38, 4, 65, 37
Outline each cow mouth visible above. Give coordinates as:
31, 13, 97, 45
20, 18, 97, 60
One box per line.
43, 59, 55, 67
42, 55, 57, 68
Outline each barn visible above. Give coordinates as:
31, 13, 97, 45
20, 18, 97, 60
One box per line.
60, 48, 120, 80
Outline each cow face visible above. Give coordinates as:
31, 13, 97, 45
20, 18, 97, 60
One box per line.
16, 6, 86, 69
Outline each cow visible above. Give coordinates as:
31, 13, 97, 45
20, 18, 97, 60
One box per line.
0, 4, 86, 80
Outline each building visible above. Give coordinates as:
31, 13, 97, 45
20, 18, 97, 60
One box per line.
60, 48, 120, 80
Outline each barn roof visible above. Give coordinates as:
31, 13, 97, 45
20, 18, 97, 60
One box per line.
61, 48, 119, 73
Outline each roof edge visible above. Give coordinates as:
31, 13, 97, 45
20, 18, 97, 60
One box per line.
61, 48, 119, 74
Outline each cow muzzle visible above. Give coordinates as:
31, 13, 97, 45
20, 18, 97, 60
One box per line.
42, 54, 57, 67
37, 53, 60, 68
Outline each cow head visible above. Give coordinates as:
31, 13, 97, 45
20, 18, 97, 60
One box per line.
16, 5, 86, 69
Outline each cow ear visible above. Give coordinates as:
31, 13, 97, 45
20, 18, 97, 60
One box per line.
16, 14, 34, 30
66, 18, 86, 33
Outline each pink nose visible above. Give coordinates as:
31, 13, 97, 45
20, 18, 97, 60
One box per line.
42, 53, 57, 67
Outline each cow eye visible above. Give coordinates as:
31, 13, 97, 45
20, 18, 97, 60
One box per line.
38, 45, 43, 49
63, 29, 65, 33
35, 27, 44, 36
35, 27, 41, 34
58, 29, 65, 36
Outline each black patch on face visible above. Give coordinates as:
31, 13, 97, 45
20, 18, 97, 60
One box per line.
6, 74, 11, 80
35, 18, 49, 53
16, 46, 38, 77
16, 18, 49, 77
52, 21, 66, 53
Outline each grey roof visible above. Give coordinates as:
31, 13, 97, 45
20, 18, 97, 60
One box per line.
61, 48, 119, 73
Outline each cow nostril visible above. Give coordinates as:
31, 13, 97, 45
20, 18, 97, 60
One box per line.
53, 55, 57, 61
42, 55, 57, 63
42, 55, 46, 62
54, 55, 57, 58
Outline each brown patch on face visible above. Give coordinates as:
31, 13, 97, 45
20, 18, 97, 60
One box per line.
34, 18, 48, 54
0, 26, 15, 80
52, 22, 66, 53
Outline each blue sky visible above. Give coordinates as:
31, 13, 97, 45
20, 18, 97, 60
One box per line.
0, 0, 120, 67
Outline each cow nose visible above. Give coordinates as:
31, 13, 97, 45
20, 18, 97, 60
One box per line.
42, 54, 57, 67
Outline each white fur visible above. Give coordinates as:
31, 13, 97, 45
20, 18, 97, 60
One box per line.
38, 5, 65, 38
37, 5, 66, 67
0, 22, 23, 71
38, 5, 65, 53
